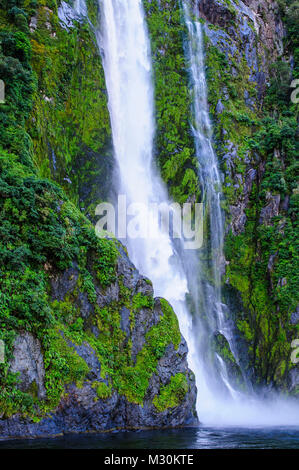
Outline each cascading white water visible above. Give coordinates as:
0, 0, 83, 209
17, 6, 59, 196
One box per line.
71, 0, 299, 428
176, 2, 249, 423
73, 0, 87, 16
182, 1, 243, 399
181, 1, 299, 426
97, 0, 201, 409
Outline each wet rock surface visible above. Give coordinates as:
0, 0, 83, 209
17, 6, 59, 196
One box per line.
9, 333, 46, 401
0, 248, 198, 439
202, 0, 284, 228
259, 193, 281, 225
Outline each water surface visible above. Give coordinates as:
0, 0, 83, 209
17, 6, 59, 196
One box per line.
1, 426, 298, 449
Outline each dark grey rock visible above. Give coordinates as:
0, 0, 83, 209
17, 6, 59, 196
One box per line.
67, 340, 102, 380
281, 195, 290, 212
51, 263, 79, 301
120, 307, 131, 336
77, 291, 94, 319
0, 248, 198, 438
259, 193, 281, 225
288, 368, 299, 393
156, 339, 189, 385
198, 0, 236, 29
216, 99, 225, 114
267, 252, 278, 273
291, 306, 299, 325
9, 332, 46, 400
244, 89, 255, 109
204, 25, 237, 61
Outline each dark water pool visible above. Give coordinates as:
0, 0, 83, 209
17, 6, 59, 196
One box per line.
0, 426, 299, 449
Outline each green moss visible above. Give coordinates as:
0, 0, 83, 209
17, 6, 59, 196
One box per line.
86, 0, 99, 27
0, 148, 121, 416
202, 4, 298, 390
0, 0, 189, 420
41, 327, 90, 411
237, 320, 254, 343
205, 37, 259, 206
131, 292, 154, 311
94, 240, 118, 287
28, 1, 112, 212
77, 271, 97, 304
93, 381, 112, 400
153, 373, 188, 412
143, 0, 199, 204
117, 299, 182, 404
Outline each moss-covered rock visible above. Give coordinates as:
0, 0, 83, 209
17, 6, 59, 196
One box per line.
143, 0, 200, 204
28, 0, 113, 215
0, 0, 198, 438
200, 0, 299, 393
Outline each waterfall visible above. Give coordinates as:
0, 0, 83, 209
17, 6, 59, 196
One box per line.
97, 0, 201, 410
182, 2, 244, 398
180, 1, 299, 426
73, 0, 87, 16
75, 0, 299, 427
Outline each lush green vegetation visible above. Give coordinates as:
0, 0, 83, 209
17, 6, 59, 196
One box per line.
0, 145, 120, 416
116, 298, 183, 404
0, 0, 298, 423
0, 1, 189, 419
153, 373, 188, 412
143, 0, 200, 204
28, 0, 112, 216
0, 19, 36, 168
278, 0, 299, 79
231, 100, 298, 386
204, 0, 299, 389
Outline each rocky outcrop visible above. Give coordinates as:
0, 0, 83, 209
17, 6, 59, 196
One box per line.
9, 333, 46, 401
259, 192, 281, 225
0, 247, 198, 439
201, 0, 284, 238
0, 338, 197, 439
197, 0, 237, 28
229, 167, 257, 235
242, 0, 284, 56
201, 0, 298, 395
28, 1, 113, 218
198, 0, 284, 62
291, 306, 299, 326
0, 0, 198, 439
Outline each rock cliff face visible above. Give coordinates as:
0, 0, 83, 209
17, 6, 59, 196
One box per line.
198, 0, 284, 57
0, 0, 197, 439
0, 0, 297, 441
196, 0, 298, 394
28, 0, 113, 218
0, 246, 197, 438
142, 0, 298, 395
200, 0, 284, 231
9, 332, 47, 401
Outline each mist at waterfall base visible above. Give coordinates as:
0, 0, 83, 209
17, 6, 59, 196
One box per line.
70, 0, 299, 428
